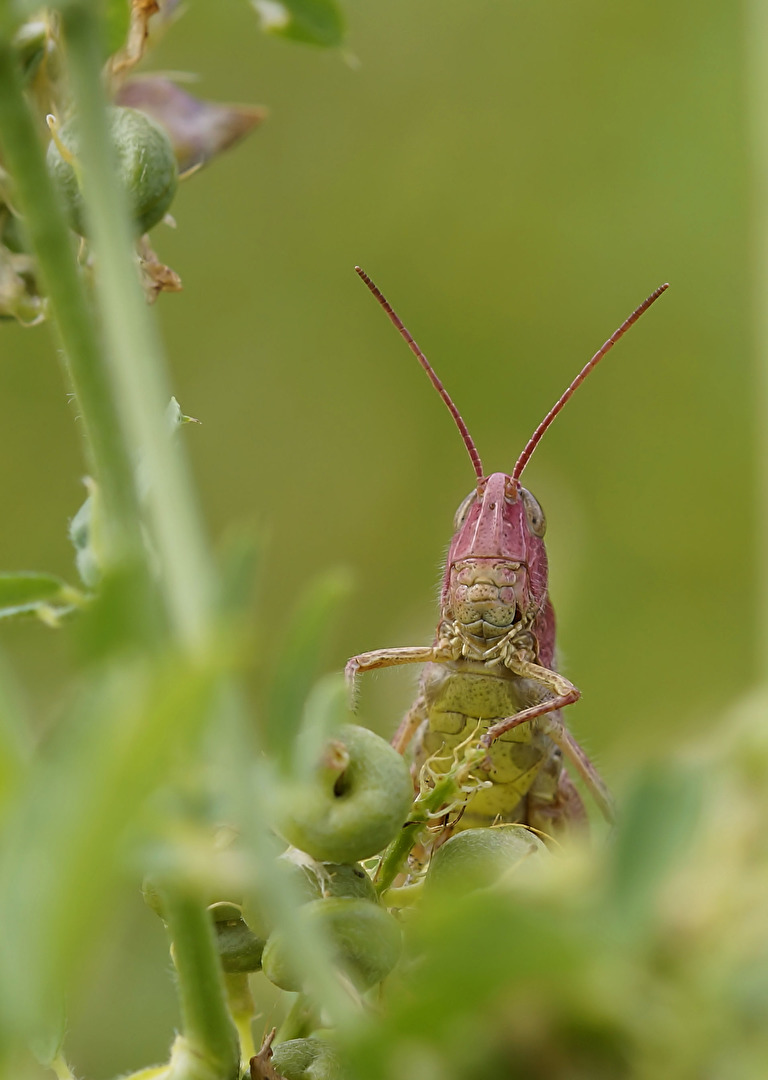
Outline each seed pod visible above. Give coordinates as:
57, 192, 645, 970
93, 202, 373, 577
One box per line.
261, 897, 402, 992
277, 724, 413, 863
315, 861, 375, 902
425, 824, 546, 896
241, 855, 374, 945
46, 107, 178, 236
270, 1037, 342, 1080
208, 902, 265, 974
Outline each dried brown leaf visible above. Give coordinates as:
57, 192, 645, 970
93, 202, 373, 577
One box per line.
116, 77, 266, 175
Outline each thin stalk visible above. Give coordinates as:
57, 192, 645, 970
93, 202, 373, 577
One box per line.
59, 3, 214, 649
162, 889, 240, 1080
0, 36, 143, 563
374, 773, 459, 893
275, 994, 315, 1043
224, 973, 256, 1062
746, 0, 768, 679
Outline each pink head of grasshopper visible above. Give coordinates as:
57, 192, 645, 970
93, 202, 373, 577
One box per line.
355, 267, 669, 666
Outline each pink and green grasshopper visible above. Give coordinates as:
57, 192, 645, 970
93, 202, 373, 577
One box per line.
346, 269, 667, 836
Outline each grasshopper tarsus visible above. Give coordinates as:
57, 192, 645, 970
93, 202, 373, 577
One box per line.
350, 271, 667, 836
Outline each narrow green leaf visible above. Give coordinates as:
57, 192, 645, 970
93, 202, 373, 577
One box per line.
292, 673, 348, 782
0, 572, 81, 620
606, 763, 703, 926
265, 568, 352, 769
0, 649, 225, 1044
0, 648, 32, 812
251, 0, 344, 48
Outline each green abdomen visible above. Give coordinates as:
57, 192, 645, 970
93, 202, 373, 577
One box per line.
416, 663, 559, 825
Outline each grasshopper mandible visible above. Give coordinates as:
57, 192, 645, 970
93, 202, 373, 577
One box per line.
346, 268, 668, 835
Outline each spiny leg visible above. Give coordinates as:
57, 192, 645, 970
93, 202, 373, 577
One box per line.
391, 692, 429, 755
481, 658, 614, 825
527, 766, 589, 839
540, 716, 616, 825
345, 643, 453, 705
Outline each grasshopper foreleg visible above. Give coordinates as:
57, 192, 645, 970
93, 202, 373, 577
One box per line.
344, 645, 452, 707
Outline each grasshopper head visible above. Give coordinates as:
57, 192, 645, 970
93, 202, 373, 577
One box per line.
441, 473, 549, 637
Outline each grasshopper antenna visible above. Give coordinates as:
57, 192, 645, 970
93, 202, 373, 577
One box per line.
355, 266, 485, 485
512, 283, 669, 482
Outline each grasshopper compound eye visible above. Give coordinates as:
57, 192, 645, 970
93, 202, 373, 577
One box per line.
520, 487, 546, 538
453, 490, 477, 531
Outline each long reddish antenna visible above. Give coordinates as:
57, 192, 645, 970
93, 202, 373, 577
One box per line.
355, 266, 485, 485
512, 282, 669, 481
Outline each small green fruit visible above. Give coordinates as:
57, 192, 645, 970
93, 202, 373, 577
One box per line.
241, 856, 373, 941
426, 825, 546, 895
261, 897, 402, 992
47, 107, 178, 236
277, 725, 413, 863
208, 902, 265, 974
270, 1038, 341, 1080
316, 861, 375, 901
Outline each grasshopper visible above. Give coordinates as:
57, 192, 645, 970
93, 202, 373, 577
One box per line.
346, 268, 667, 835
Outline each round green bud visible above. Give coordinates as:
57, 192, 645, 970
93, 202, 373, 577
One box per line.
208, 902, 265, 974
425, 825, 546, 895
316, 862, 375, 902
46, 107, 178, 236
241, 856, 374, 943
261, 897, 402, 992
277, 725, 413, 863
270, 1038, 341, 1080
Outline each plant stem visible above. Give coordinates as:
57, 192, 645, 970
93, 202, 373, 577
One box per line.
224, 973, 256, 1062
59, 2, 214, 650
375, 773, 459, 893
162, 889, 240, 1080
0, 35, 143, 564
746, 0, 768, 679
275, 994, 315, 1043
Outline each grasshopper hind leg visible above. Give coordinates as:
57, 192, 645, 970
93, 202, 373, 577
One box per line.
525, 759, 589, 839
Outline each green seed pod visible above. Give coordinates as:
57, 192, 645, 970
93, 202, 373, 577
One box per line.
270, 1038, 342, 1080
316, 861, 375, 901
425, 824, 546, 896
241, 855, 322, 940
241, 855, 373, 943
46, 107, 178, 236
261, 897, 402, 992
277, 725, 413, 863
208, 902, 265, 974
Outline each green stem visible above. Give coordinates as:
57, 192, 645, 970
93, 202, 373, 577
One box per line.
746, 0, 768, 678
0, 35, 143, 564
378, 882, 424, 909
162, 889, 239, 1080
49, 1052, 76, 1080
275, 994, 315, 1044
224, 973, 256, 1062
375, 774, 458, 893
59, 3, 214, 649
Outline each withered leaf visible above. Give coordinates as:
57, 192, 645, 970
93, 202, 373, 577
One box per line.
116, 77, 266, 175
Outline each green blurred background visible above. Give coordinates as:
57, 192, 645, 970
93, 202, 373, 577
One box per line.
0, 0, 752, 1073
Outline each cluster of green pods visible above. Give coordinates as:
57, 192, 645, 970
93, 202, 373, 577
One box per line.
146, 724, 547, 1080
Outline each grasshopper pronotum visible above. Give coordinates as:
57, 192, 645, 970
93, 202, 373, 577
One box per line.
347, 269, 667, 836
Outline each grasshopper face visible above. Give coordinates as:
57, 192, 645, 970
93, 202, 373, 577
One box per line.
441, 472, 550, 640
